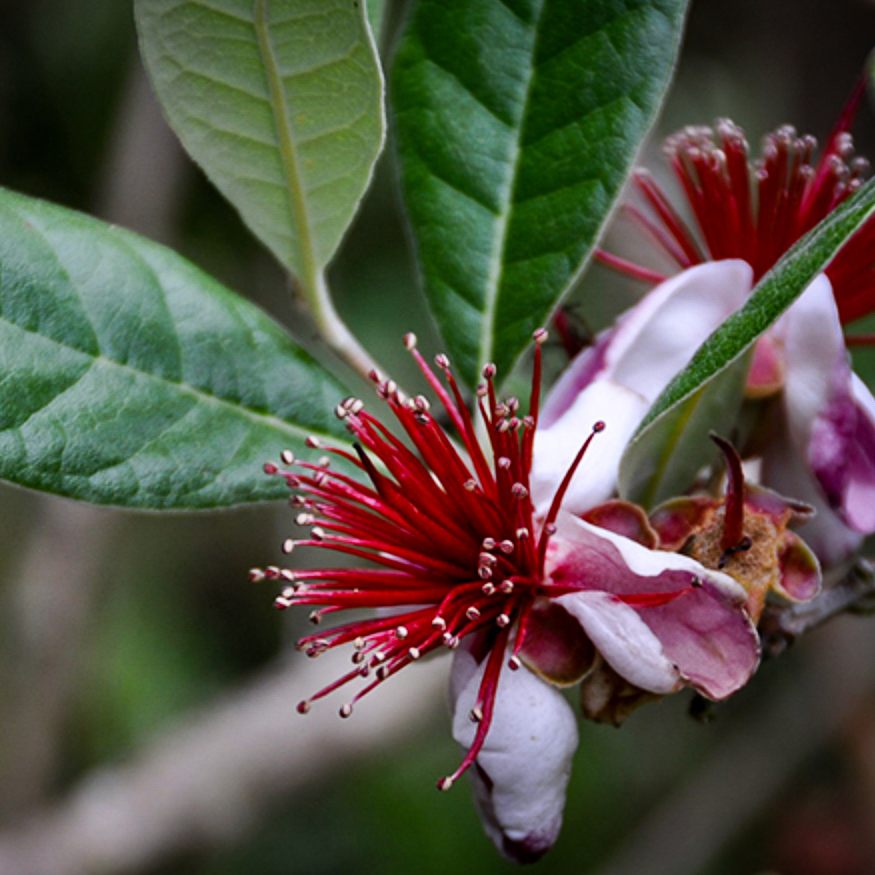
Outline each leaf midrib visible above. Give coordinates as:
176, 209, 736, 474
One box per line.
478, 0, 546, 374
254, 0, 319, 281
0, 313, 329, 444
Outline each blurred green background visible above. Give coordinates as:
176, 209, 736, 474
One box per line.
2, 1, 875, 873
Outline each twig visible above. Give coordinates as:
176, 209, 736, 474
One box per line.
0, 650, 446, 875
0, 54, 188, 821
591, 616, 875, 875
0, 501, 116, 819
759, 559, 875, 656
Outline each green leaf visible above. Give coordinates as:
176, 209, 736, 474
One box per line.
366, 0, 388, 41
135, 0, 384, 295
619, 352, 752, 509
0, 187, 350, 509
392, 0, 689, 388
619, 175, 875, 508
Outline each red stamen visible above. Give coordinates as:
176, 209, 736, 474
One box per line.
536, 421, 606, 572
844, 333, 875, 346
261, 329, 607, 788
599, 79, 875, 323
593, 249, 669, 284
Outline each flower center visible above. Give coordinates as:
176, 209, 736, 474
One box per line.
251, 331, 607, 790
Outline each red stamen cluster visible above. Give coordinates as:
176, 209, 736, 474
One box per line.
251, 331, 603, 790
598, 80, 875, 327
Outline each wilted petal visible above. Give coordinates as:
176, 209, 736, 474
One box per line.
649, 495, 718, 550
548, 514, 759, 700
450, 647, 578, 864
519, 600, 597, 686
533, 261, 753, 514
581, 499, 659, 547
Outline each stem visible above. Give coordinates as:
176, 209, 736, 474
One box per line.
309, 271, 386, 381
759, 558, 875, 656
254, 0, 384, 383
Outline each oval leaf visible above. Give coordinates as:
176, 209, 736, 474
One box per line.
0, 187, 350, 509
619, 175, 875, 507
392, 0, 689, 388
135, 0, 385, 290
366, 0, 388, 42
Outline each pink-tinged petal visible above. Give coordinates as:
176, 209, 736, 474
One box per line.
519, 600, 597, 686
639, 582, 760, 699
605, 259, 753, 401
581, 500, 658, 547
547, 515, 759, 700
533, 261, 753, 514
779, 275, 875, 533
810, 371, 875, 532
746, 333, 786, 398
554, 590, 682, 693
761, 418, 864, 568
449, 648, 578, 864
549, 513, 746, 601
774, 531, 822, 602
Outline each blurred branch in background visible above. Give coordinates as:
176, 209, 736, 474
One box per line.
94, 55, 189, 244
0, 650, 445, 875
0, 56, 188, 824
0, 499, 115, 820
593, 617, 875, 875
0, 47, 449, 875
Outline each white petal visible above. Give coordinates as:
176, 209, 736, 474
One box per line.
604, 259, 753, 403
555, 590, 681, 693
449, 650, 578, 863
775, 274, 875, 536
533, 260, 753, 514
778, 274, 845, 447
531, 380, 648, 515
